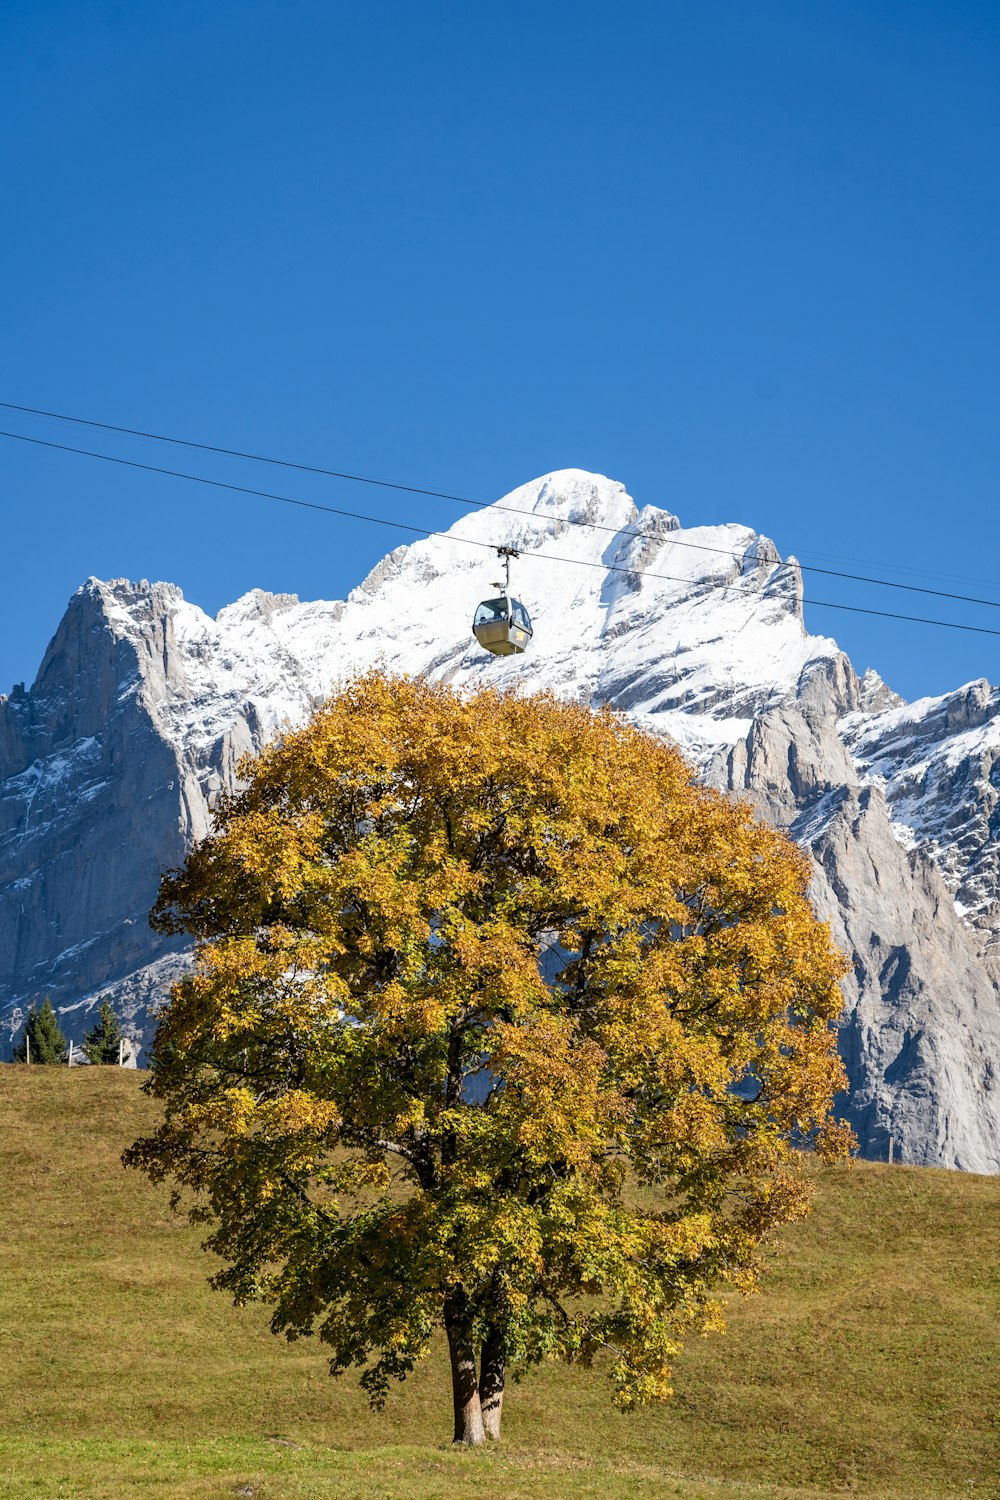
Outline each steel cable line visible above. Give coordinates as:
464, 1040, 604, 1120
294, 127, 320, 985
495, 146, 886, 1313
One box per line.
0, 400, 480, 502
4, 397, 1000, 611
4, 425, 1000, 640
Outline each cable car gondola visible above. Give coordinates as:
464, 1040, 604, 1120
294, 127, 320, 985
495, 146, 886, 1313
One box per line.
472, 546, 533, 656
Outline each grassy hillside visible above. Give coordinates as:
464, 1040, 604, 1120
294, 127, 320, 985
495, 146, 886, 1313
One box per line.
0, 1069, 997, 1500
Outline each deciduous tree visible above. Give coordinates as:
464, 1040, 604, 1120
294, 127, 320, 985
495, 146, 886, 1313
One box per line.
125, 673, 851, 1443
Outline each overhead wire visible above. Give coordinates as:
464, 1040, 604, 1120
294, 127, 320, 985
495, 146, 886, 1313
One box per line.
4, 398, 1000, 611
4, 425, 1000, 641
0, 400, 481, 502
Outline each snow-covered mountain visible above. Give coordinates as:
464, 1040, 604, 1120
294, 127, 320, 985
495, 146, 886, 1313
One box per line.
2, 470, 998, 1169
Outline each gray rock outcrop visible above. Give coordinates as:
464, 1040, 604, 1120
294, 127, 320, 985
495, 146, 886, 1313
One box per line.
710, 670, 1000, 1171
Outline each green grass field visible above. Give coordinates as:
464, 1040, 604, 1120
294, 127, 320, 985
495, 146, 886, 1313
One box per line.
1, 1069, 997, 1499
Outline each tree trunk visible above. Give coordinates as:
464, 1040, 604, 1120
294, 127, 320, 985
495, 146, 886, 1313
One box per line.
479, 1324, 506, 1441
444, 1287, 485, 1445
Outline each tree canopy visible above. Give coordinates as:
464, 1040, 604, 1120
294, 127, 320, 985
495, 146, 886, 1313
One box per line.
125, 672, 851, 1444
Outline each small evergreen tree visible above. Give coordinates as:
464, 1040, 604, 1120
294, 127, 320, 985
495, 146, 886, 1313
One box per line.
83, 997, 124, 1065
14, 999, 68, 1064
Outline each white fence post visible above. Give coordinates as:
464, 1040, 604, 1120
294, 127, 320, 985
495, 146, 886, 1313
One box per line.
25, 1033, 30, 1066
118, 1037, 125, 1067
68, 1039, 74, 1067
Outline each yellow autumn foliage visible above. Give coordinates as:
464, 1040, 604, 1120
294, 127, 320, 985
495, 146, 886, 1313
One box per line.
125, 671, 851, 1440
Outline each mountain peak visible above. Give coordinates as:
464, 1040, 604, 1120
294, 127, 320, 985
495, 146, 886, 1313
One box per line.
80, 576, 184, 609
446, 470, 646, 554
6, 471, 1000, 1171
217, 589, 301, 627
503, 468, 642, 524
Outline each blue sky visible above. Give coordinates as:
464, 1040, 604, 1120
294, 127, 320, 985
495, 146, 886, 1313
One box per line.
1, 0, 998, 701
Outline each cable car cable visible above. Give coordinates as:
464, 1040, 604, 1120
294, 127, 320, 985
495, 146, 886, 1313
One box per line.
0, 399, 480, 503
3, 398, 1000, 611
4, 425, 1000, 640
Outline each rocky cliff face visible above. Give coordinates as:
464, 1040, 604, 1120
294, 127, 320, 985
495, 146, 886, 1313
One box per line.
710, 673, 1000, 1170
2, 470, 998, 1169
0, 580, 342, 1045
